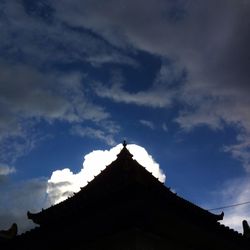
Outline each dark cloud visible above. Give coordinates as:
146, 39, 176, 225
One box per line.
0, 1, 129, 164
0, 1, 137, 67
0, 63, 113, 164
51, 0, 250, 168
48, 0, 250, 109
1, 0, 250, 168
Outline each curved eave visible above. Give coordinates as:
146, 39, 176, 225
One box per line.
168, 189, 225, 223
212, 211, 224, 221
190, 203, 225, 222
27, 211, 42, 225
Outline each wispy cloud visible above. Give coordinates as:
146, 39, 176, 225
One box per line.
71, 125, 117, 146
0, 164, 15, 176
0, 125, 42, 166
162, 123, 168, 132
224, 134, 250, 172
94, 81, 174, 108
139, 120, 155, 130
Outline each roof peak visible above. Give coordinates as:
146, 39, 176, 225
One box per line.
117, 141, 133, 159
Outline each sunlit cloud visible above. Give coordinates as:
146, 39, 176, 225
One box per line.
47, 144, 166, 204
0, 144, 165, 233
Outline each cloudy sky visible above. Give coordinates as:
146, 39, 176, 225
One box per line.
1, 0, 250, 234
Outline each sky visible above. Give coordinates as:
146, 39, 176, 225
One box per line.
0, 0, 250, 234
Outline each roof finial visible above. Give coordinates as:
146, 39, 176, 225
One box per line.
243, 220, 250, 238
123, 140, 127, 147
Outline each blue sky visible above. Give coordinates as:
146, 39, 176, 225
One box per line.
1, 0, 250, 233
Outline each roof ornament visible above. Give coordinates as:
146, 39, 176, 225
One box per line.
123, 140, 127, 148
116, 140, 133, 159
218, 211, 224, 221
0, 223, 18, 240
243, 220, 250, 238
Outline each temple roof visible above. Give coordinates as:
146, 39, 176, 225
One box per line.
0, 142, 248, 250
27, 143, 224, 225
9, 143, 250, 250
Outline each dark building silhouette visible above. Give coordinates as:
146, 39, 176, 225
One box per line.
1, 143, 250, 249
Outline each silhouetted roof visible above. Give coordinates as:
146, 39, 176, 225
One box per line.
28, 144, 223, 225
12, 144, 248, 249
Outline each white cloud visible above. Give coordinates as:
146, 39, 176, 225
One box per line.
47, 143, 166, 205
139, 120, 155, 130
0, 164, 16, 176
1, 141, 165, 233
128, 144, 166, 182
